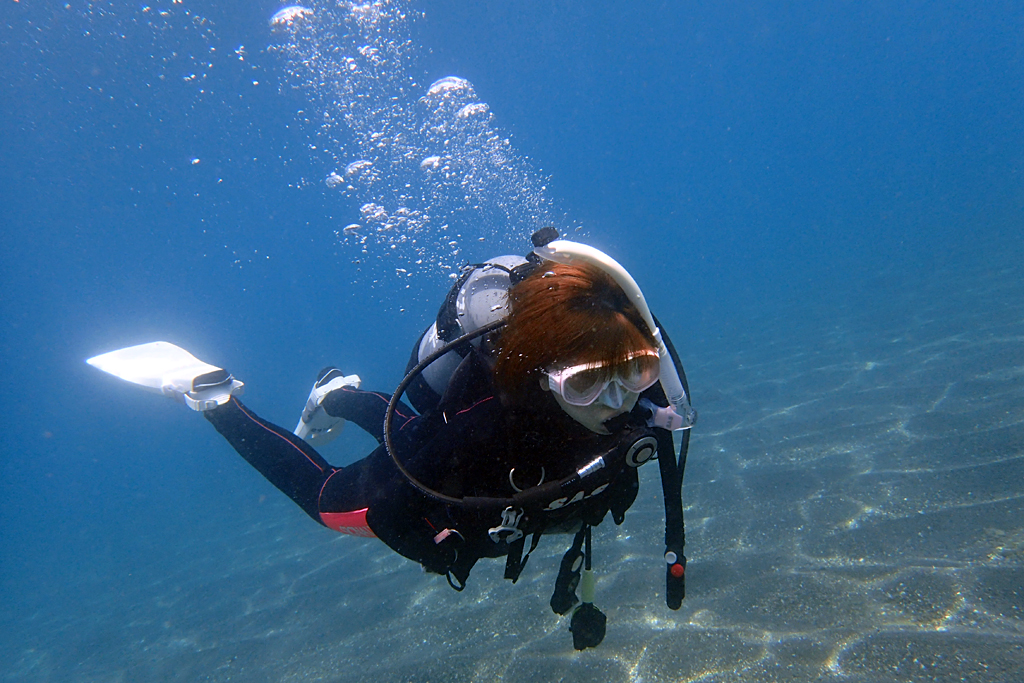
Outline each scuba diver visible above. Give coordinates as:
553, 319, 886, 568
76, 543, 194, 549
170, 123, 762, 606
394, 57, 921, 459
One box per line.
87, 229, 696, 650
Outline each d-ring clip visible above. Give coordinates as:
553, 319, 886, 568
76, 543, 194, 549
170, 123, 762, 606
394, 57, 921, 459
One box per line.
508, 467, 546, 493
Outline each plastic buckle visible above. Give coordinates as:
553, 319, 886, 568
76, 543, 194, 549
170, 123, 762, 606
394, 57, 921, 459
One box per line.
183, 378, 243, 412
488, 506, 524, 543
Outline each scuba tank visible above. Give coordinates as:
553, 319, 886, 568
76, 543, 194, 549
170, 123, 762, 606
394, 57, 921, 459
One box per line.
405, 253, 527, 413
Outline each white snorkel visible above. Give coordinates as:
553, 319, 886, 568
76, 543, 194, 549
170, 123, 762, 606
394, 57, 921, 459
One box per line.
533, 240, 696, 431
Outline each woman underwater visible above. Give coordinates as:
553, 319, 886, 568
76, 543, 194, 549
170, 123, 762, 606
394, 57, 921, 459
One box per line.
87, 229, 696, 650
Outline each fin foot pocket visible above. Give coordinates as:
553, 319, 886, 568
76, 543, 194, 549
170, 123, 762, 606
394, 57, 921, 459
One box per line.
294, 367, 362, 444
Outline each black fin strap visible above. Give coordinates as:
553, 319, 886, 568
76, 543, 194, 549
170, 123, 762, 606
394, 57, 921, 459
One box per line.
550, 525, 588, 615
657, 428, 688, 609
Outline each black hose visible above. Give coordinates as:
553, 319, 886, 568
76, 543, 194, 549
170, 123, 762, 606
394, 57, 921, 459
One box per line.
383, 319, 507, 507
651, 315, 692, 609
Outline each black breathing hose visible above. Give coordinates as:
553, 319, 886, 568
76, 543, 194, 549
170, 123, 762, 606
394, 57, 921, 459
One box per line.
383, 319, 508, 507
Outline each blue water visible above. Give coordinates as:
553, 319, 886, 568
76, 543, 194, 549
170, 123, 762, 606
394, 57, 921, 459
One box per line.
2, 1, 1022, 680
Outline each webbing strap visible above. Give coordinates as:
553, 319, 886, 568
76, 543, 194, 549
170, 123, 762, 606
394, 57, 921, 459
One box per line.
504, 531, 542, 583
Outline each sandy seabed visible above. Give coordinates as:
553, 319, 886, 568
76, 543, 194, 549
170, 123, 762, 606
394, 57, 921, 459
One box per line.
3, 261, 1023, 683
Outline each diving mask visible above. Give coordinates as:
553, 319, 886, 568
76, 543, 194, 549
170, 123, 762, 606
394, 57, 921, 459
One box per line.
545, 350, 660, 407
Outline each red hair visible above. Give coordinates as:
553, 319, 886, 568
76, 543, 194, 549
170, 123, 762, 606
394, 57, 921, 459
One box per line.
492, 261, 657, 396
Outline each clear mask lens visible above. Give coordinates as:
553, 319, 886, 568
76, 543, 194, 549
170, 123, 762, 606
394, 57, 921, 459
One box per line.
547, 351, 660, 407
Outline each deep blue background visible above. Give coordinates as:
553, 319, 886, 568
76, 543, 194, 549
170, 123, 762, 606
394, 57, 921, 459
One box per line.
2, 0, 1022, 619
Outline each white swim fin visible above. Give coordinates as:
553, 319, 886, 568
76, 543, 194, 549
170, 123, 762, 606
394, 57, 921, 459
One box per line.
87, 341, 243, 411
295, 367, 361, 445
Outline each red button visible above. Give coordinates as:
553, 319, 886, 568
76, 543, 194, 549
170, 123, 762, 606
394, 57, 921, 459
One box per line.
670, 563, 684, 578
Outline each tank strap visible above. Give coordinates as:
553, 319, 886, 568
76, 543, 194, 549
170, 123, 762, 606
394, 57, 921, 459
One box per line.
436, 266, 477, 344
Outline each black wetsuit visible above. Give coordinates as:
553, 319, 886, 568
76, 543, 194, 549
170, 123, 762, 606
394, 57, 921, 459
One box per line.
204, 349, 644, 584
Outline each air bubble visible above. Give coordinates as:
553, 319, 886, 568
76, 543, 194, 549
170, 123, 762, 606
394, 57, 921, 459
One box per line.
456, 103, 489, 119
271, 0, 566, 284
269, 6, 312, 29
426, 76, 471, 97
345, 160, 373, 175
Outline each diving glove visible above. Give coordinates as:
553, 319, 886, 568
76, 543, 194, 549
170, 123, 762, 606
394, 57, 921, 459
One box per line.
294, 367, 361, 445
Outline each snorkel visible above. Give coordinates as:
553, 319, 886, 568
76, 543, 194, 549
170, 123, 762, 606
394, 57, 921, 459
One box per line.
532, 238, 695, 610
532, 240, 697, 430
